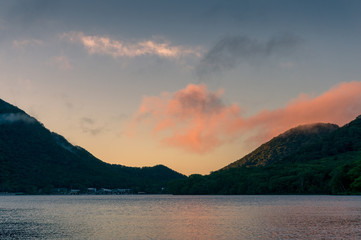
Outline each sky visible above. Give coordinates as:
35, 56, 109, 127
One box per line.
1, 0, 361, 175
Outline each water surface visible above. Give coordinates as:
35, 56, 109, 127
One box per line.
0, 195, 360, 239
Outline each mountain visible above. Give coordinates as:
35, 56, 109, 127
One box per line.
284, 115, 361, 163
0, 99, 185, 194
223, 123, 339, 169
168, 116, 361, 195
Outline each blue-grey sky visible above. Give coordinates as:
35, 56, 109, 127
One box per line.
1, 0, 361, 175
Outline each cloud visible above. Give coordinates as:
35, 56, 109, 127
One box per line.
131, 81, 361, 153
79, 117, 105, 136
12, 39, 43, 48
81, 117, 94, 125
196, 33, 301, 76
49, 55, 73, 70
243, 81, 361, 144
63, 31, 201, 59
0, 113, 36, 125
132, 84, 240, 153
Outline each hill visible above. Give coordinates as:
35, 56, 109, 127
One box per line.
0, 99, 185, 194
168, 116, 361, 195
223, 123, 339, 169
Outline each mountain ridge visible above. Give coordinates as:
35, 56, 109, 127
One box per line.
0, 98, 25, 114
222, 122, 339, 170
0, 98, 185, 194
168, 116, 361, 195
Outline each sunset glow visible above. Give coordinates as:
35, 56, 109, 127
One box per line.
132, 81, 361, 153
2, 1, 361, 175
63, 32, 201, 59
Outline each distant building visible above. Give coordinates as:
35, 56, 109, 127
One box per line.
97, 188, 112, 194
115, 189, 132, 194
70, 189, 80, 195
86, 188, 97, 194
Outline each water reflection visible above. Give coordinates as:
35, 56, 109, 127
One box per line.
0, 195, 360, 239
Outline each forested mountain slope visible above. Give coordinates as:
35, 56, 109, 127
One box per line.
223, 123, 339, 169
0, 99, 185, 194
168, 116, 361, 195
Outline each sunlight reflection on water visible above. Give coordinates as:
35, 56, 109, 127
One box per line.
0, 195, 360, 240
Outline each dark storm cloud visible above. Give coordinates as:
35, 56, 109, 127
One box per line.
196, 33, 302, 76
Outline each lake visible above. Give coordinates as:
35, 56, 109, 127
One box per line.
0, 195, 360, 239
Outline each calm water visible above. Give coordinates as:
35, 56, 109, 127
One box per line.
0, 195, 361, 240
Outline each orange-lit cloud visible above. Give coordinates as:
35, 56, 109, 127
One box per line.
133, 84, 241, 153
132, 81, 361, 153
63, 31, 201, 59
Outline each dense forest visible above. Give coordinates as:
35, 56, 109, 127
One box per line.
1, 98, 361, 195
223, 123, 339, 169
0, 99, 185, 194
168, 116, 361, 195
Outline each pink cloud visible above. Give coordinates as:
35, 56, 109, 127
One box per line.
63, 32, 201, 59
133, 84, 241, 153
244, 81, 361, 143
131, 81, 361, 153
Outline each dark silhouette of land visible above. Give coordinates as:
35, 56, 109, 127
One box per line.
168, 116, 361, 195
1, 98, 360, 195
0, 99, 185, 194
